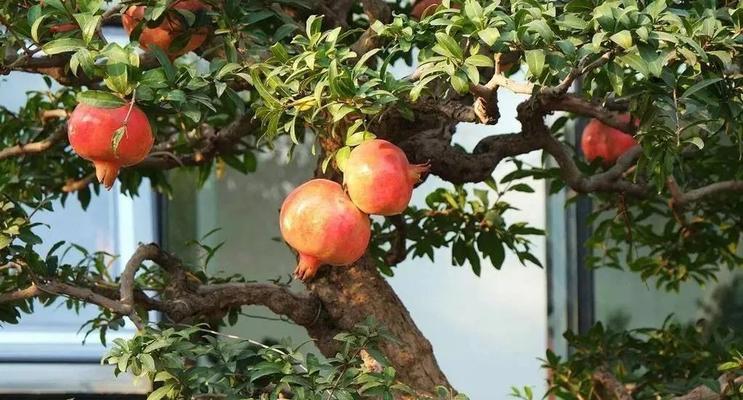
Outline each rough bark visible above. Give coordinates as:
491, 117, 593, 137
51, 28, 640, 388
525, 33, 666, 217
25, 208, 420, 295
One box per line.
307, 256, 450, 393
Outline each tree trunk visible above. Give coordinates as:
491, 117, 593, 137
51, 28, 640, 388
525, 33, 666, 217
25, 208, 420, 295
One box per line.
306, 255, 451, 393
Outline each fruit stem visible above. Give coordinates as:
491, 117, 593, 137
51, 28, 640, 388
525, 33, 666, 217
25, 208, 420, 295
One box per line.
407, 162, 431, 185
294, 253, 322, 281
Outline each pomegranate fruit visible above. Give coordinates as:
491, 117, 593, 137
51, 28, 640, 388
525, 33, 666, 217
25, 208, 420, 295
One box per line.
581, 114, 638, 166
411, 0, 460, 20
68, 102, 154, 189
343, 139, 429, 216
122, 0, 209, 59
279, 179, 371, 280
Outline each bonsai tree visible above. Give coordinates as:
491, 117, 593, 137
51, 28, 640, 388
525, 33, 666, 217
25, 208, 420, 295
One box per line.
1, 0, 742, 398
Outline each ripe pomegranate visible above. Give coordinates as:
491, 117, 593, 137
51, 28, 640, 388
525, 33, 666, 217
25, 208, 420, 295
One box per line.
122, 0, 209, 59
581, 114, 638, 166
68, 102, 154, 189
280, 179, 371, 280
343, 139, 429, 216
411, 0, 460, 20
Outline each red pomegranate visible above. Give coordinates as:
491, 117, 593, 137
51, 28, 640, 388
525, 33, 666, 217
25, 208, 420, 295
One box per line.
122, 0, 209, 59
343, 139, 429, 216
411, 0, 460, 20
68, 102, 154, 189
279, 179, 371, 280
581, 114, 638, 166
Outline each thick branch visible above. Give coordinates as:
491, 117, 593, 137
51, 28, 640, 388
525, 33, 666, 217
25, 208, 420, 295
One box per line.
197, 283, 320, 326
400, 130, 543, 184
0, 243, 320, 331
119, 244, 162, 312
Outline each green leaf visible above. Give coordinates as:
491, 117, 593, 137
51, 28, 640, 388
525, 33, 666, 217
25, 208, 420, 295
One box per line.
149, 45, 176, 82
73, 13, 101, 44
42, 38, 87, 55
249, 70, 281, 108
111, 126, 126, 157
433, 32, 463, 59
147, 385, 171, 400
31, 14, 49, 43
525, 49, 545, 77
610, 30, 633, 50
335, 146, 351, 172
0, 234, 11, 250
619, 53, 649, 77
463, 0, 483, 21
77, 91, 127, 108
463, 64, 480, 85
718, 361, 740, 371
43, 0, 66, 11
607, 61, 624, 95
450, 71, 470, 94
478, 27, 500, 46
645, 0, 667, 20
140, 69, 169, 89
465, 54, 494, 68
684, 137, 704, 150
216, 62, 242, 80
139, 353, 156, 372
681, 77, 722, 99
346, 130, 376, 146
510, 183, 535, 193
526, 20, 555, 42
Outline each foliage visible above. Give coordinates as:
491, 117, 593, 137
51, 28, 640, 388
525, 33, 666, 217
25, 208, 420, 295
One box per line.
540, 321, 743, 399
105, 319, 468, 400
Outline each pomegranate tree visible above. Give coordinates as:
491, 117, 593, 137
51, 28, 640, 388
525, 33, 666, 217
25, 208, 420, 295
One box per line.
343, 139, 429, 216
68, 102, 154, 189
580, 114, 638, 166
122, 0, 209, 59
279, 179, 371, 280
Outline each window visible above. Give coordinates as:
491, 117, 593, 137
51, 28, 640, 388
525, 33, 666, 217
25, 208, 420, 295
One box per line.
0, 68, 155, 393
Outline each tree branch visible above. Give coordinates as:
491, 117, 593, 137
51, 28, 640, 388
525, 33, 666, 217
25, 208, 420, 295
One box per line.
543, 94, 637, 134
197, 283, 320, 326
0, 284, 41, 302
0, 243, 321, 331
350, 0, 392, 55
119, 243, 163, 328
540, 135, 648, 196
138, 114, 257, 170
592, 368, 633, 400
669, 178, 743, 208
0, 127, 66, 161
